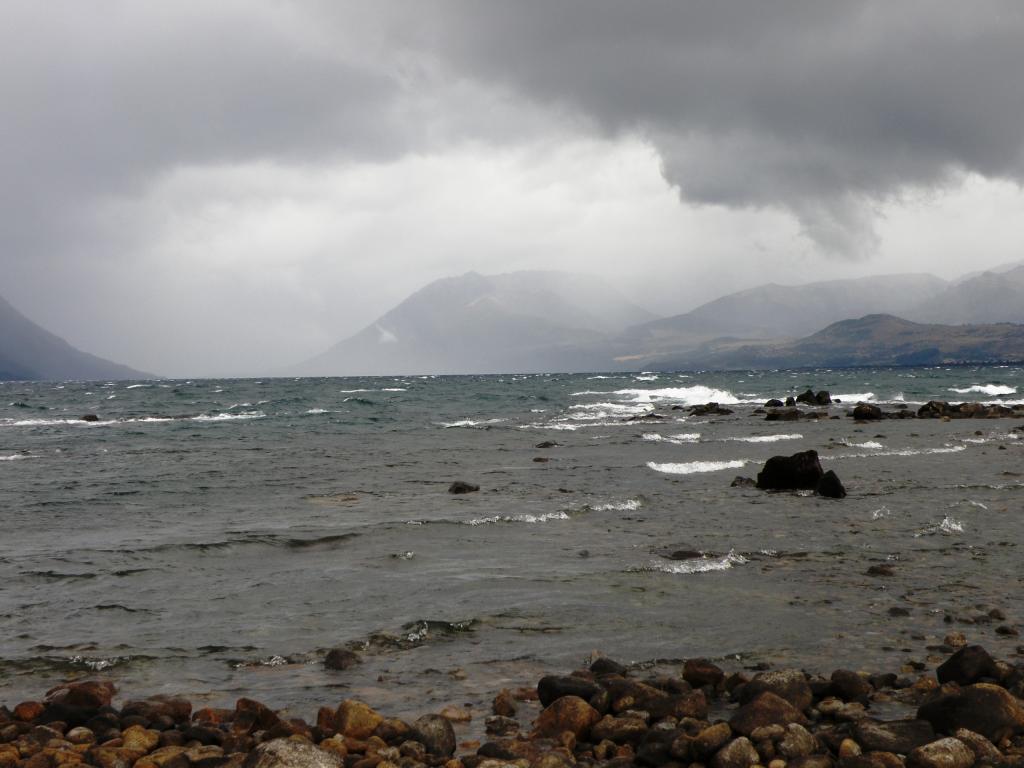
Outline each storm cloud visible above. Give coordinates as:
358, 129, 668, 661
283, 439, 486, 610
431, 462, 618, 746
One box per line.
3, 2, 1024, 374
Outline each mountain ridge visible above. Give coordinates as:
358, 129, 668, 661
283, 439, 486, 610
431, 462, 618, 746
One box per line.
0, 294, 149, 381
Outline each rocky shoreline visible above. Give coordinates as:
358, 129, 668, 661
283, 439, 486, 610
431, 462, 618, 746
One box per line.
3, 641, 1024, 768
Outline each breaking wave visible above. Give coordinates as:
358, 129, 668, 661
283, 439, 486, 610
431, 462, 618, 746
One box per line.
647, 459, 747, 475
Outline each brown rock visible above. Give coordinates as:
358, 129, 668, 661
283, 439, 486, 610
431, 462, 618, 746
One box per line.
88, 746, 146, 768
853, 719, 936, 754
730, 692, 809, 737
14, 702, 45, 722
917, 682, 1024, 743
778, 723, 818, 759
121, 724, 160, 753
492, 690, 517, 718
936, 647, 1000, 686
713, 737, 760, 768
45, 681, 116, 711
590, 715, 648, 744
831, 670, 872, 702
684, 659, 725, 688
413, 714, 457, 757
336, 701, 384, 740
740, 669, 814, 711
688, 722, 733, 760
242, 738, 344, 768
439, 706, 472, 723
906, 738, 975, 768
532, 696, 600, 739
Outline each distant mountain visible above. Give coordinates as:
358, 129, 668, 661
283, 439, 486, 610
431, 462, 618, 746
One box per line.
0, 294, 148, 381
295, 271, 657, 375
650, 314, 1024, 370
908, 265, 1024, 325
618, 273, 949, 360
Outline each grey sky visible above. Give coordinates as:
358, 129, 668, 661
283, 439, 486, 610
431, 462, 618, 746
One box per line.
3, 1, 1024, 375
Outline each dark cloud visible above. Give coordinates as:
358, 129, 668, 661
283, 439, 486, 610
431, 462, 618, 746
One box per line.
3, 2, 1024, 373
412, 0, 1024, 254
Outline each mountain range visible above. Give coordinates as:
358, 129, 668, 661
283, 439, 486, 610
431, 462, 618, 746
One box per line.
293, 261, 1024, 375
0, 294, 146, 381
4, 260, 1024, 380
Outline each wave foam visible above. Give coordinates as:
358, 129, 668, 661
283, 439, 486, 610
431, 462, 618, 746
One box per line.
724, 434, 802, 443
647, 459, 747, 475
950, 384, 1016, 396
193, 411, 265, 422
633, 549, 748, 574
439, 418, 507, 428
467, 511, 570, 525
591, 499, 642, 512
643, 432, 701, 444
614, 385, 743, 405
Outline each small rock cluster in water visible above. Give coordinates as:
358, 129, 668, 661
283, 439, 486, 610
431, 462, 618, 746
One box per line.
3, 642, 1024, 768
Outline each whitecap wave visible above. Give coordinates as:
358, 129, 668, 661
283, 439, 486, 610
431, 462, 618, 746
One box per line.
614, 385, 744, 405
827, 445, 966, 459
591, 499, 642, 512
633, 549, 748, 574
833, 392, 876, 402
844, 440, 884, 449
305, 408, 328, 415
642, 432, 700, 444
647, 459, 747, 474
439, 418, 507, 428
949, 384, 1016, 396
125, 384, 151, 389
192, 411, 265, 422
0, 453, 34, 461
915, 515, 965, 537
723, 434, 802, 443
466, 511, 570, 525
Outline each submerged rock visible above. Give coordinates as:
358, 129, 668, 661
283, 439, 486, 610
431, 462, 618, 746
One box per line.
324, 648, 360, 671
815, 470, 846, 499
448, 481, 480, 494
852, 403, 883, 420
756, 450, 824, 491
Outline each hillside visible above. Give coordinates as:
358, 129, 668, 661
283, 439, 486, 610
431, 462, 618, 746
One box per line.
619, 273, 948, 359
0, 294, 148, 381
651, 314, 1024, 370
295, 271, 656, 375
908, 265, 1024, 325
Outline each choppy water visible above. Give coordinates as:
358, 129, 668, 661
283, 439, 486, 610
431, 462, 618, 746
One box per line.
2, 366, 1023, 717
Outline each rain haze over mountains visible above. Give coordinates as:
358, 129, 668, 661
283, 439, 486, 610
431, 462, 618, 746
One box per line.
4, 2, 1024, 378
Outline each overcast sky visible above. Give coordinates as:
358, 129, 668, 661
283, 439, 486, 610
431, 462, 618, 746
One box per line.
4, 1, 1024, 376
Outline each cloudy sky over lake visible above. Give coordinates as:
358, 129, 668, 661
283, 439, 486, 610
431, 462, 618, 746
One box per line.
4, 1, 1024, 374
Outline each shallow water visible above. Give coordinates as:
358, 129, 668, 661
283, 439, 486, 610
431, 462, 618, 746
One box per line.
1, 366, 1023, 718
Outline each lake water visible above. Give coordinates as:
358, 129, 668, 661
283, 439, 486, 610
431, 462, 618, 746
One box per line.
2, 366, 1023, 719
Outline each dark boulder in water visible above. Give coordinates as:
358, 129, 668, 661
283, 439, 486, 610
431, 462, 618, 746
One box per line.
731, 476, 757, 488
852, 403, 883, 420
815, 470, 846, 499
535, 441, 559, 448
765, 407, 801, 421
80, 413, 100, 422
448, 481, 479, 494
756, 450, 824, 491
795, 389, 817, 406
765, 399, 785, 408
816, 390, 832, 405
785, 396, 796, 407
324, 648, 360, 671
936, 645, 1000, 686
690, 402, 734, 416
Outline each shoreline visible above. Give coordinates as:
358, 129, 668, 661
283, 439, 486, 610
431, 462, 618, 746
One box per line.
3, 639, 1023, 768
